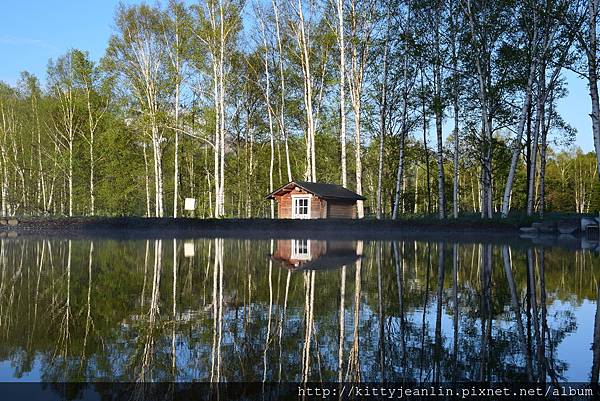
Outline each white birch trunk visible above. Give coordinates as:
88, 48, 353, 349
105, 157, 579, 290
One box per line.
272, 0, 292, 182
527, 61, 546, 216
587, 0, 600, 182
337, 0, 348, 188
218, 1, 226, 216
348, 0, 369, 218
143, 143, 151, 217
392, 15, 410, 219
259, 18, 276, 218
465, 0, 492, 218
501, 53, 537, 217
376, 8, 390, 219
296, 0, 316, 182
433, 10, 446, 219
31, 92, 47, 213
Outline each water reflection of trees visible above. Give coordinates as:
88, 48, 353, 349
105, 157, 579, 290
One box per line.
0, 238, 597, 383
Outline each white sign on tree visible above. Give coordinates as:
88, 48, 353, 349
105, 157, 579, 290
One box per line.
184, 198, 196, 211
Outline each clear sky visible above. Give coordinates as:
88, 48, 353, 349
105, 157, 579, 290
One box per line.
0, 1, 595, 152
0, 1, 126, 82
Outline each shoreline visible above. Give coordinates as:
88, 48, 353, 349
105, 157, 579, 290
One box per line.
0, 216, 591, 250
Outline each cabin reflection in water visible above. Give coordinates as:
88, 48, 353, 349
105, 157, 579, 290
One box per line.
271, 239, 362, 271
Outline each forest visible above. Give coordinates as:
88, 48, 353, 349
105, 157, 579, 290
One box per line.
0, 0, 599, 218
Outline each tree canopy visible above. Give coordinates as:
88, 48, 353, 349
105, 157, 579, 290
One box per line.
0, 0, 598, 218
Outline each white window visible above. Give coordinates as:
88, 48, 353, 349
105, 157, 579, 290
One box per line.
292, 195, 311, 219
291, 239, 311, 260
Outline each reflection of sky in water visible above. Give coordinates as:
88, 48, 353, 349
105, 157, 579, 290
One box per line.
0, 238, 597, 383
0, 357, 42, 381
0, 300, 595, 381
555, 300, 595, 381
422, 299, 595, 381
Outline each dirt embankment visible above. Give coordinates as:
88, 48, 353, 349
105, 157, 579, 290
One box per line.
0, 216, 535, 243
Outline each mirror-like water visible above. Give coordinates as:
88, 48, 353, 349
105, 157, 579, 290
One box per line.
0, 237, 598, 383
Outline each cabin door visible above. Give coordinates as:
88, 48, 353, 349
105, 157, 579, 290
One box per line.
292, 195, 311, 219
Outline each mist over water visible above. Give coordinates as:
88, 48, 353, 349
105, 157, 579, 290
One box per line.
0, 237, 598, 383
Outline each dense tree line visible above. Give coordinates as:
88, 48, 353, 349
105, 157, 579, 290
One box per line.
0, 0, 599, 218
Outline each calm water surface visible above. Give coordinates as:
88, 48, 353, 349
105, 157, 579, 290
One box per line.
0, 237, 599, 383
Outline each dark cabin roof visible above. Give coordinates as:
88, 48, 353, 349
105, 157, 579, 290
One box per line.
266, 180, 366, 201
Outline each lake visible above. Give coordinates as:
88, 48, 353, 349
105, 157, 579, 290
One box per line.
0, 236, 598, 384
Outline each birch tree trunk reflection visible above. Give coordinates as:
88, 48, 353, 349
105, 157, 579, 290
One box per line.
301, 270, 316, 383
452, 243, 459, 381
434, 243, 444, 383
501, 245, 530, 380
172, 238, 178, 380
29, 241, 46, 356
81, 241, 94, 366
478, 244, 492, 381
538, 248, 547, 383
278, 269, 291, 382
592, 280, 600, 385
393, 241, 406, 371
338, 264, 346, 383
139, 239, 162, 382
418, 243, 431, 383
57, 240, 72, 360
141, 240, 149, 311
377, 242, 385, 380
346, 243, 362, 382
0, 241, 5, 331
527, 248, 541, 380
210, 238, 224, 382
263, 240, 274, 383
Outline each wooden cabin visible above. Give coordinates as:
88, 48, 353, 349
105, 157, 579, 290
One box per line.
266, 180, 366, 219
271, 239, 362, 271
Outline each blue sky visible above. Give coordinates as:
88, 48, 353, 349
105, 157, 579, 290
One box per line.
0, 1, 125, 82
0, 1, 595, 152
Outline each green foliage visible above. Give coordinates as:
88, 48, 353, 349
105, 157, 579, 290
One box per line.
0, 0, 597, 218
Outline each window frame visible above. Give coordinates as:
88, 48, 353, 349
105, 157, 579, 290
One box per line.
291, 239, 311, 260
291, 194, 312, 219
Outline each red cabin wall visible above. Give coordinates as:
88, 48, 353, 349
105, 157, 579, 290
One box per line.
273, 185, 357, 219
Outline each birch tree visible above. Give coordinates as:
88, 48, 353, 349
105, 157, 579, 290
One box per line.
500, 5, 540, 217
590, 0, 600, 184
272, 0, 292, 182
106, 4, 167, 217
420, 0, 448, 218
161, 1, 191, 218
567, 0, 600, 184
290, 0, 317, 182
336, 0, 348, 188
21, 73, 48, 214
48, 52, 79, 217
347, 0, 375, 217
449, 0, 461, 218
462, 0, 512, 218
376, 7, 390, 219
392, 1, 416, 219
72, 50, 109, 216
192, 0, 240, 217
257, 10, 276, 218
524, 0, 576, 216
0, 87, 15, 215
